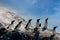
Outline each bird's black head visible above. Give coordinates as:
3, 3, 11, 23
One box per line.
45, 18, 48, 23
54, 26, 57, 29
53, 26, 57, 30
19, 21, 22, 24
46, 18, 48, 21
37, 19, 40, 22
29, 19, 32, 22
11, 20, 15, 24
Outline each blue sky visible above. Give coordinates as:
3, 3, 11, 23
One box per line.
0, 0, 60, 33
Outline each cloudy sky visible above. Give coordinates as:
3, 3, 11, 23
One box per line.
0, 0, 60, 33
